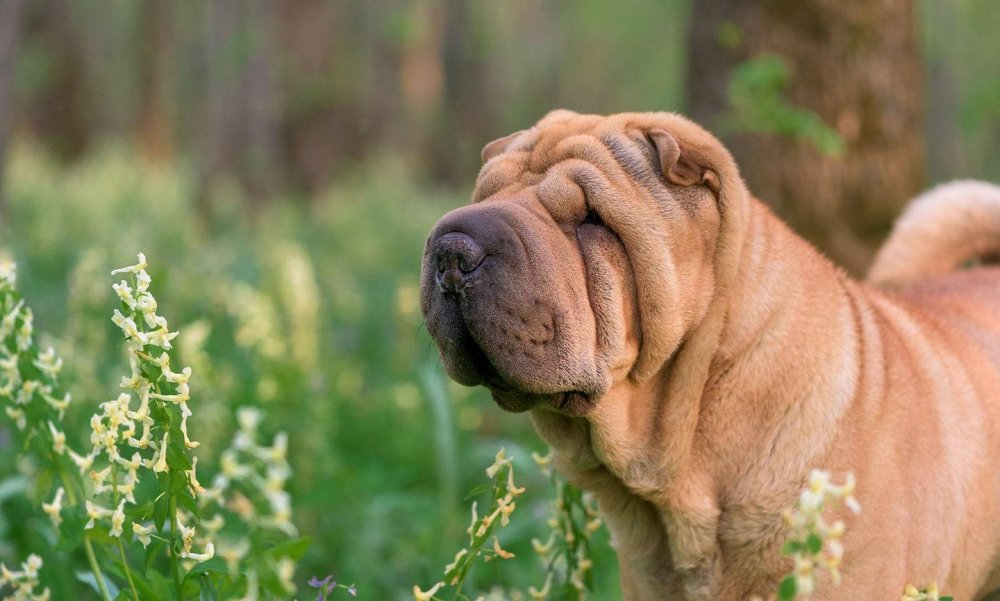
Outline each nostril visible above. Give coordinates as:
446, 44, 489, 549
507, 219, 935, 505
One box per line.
433, 232, 485, 274
433, 232, 485, 294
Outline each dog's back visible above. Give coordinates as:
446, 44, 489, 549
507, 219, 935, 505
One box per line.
863, 181, 1000, 599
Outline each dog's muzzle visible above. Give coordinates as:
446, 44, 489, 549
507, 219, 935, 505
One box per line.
432, 232, 484, 295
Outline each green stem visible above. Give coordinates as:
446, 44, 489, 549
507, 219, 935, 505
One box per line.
63, 484, 113, 601
83, 537, 114, 601
116, 536, 140, 601
169, 494, 183, 600
108, 466, 141, 601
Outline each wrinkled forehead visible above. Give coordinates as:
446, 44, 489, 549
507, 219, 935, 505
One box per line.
473, 112, 661, 204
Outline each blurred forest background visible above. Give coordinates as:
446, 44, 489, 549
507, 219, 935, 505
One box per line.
0, 0, 998, 266
0, 1, 997, 599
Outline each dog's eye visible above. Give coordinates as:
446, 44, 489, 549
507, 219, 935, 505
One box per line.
583, 209, 604, 227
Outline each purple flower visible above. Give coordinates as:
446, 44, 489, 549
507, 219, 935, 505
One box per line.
307, 574, 337, 600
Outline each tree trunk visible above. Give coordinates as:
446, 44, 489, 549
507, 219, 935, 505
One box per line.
0, 0, 27, 218
138, 0, 174, 163
19, 0, 91, 161
687, 0, 926, 274
242, 0, 282, 206
428, 0, 497, 183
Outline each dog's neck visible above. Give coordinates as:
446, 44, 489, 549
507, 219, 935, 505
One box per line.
708, 198, 862, 488
570, 197, 861, 584
531, 195, 864, 598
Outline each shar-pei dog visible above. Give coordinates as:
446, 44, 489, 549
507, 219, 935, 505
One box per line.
419, 110, 1000, 600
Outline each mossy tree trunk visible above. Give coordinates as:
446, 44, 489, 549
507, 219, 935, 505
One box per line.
687, 0, 926, 274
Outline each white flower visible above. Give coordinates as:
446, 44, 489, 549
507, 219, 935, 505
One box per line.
33, 347, 63, 378
0, 260, 15, 286
152, 430, 170, 472
0, 562, 16, 585
68, 449, 95, 472
16, 308, 33, 351
112, 310, 148, 344
109, 499, 127, 537
113, 280, 137, 310
0, 299, 24, 337
236, 407, 263, 434
276, 557, 295, 592
201, 513, 225, 534
42, 488, 65, 528
40, 390, 70, 417
132, 522, 155, 547
443, 549, 468, 577
110, 253, 148, 276
486, 448, 511, 478
528, 574, 553, 600
89, 465, 112, 492
218, 539, 250, 575
47, 421, 66, 455
136, 269, 151, 293
188, 457, 205, 496
270, 432, 288, 462
5, 406, 26, 430
182, 542, 215, 563
413, 582, 445, 601
23, 554, 42, 580
492, 536, 515, 559
85, 500, 112, 529
146, 326, 178, 349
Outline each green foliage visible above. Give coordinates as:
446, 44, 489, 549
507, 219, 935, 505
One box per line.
720, 53, 846, 157
0, 146, 623, 599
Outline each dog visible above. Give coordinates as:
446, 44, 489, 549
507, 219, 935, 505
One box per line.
419, 109, 1000, 600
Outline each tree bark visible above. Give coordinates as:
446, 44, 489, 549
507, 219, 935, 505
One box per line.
428, 0, 497, 183
687, 0, 926, 274
137, 0, 174, 163
0, 0, 27, 218
243, 0, 282, 205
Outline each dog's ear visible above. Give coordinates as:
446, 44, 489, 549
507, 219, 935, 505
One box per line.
648, 128, 721, 194
481, 130, 525, 162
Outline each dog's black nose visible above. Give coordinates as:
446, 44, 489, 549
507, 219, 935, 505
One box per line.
433, 232, 485, 294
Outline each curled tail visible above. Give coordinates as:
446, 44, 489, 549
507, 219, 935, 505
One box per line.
867, 180, 1000, 287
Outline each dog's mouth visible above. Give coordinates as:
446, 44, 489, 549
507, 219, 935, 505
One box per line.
482, 367, 596, 416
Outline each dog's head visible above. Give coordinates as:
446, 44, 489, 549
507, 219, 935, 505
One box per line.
420, 110, 746, 415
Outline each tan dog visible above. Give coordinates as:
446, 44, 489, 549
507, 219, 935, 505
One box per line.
419, 110, 1000, 600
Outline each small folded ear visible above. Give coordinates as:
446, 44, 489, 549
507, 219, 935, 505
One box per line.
648, 128, 721, 194
481, 130, 525, 162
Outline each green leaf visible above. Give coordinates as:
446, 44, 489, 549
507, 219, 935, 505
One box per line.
57, 505, 87, 551
144, 539, 166, 574
76, 571, 121, 599
140, 361, 161, 382
86, 523, 116, 546
805, 533, 823, 554
778, 575, 797, 601
779, 540, 801, 556
150, 401, 168, 423
463, 483, 493, 501
153, 493, 168, 532
183, 558, 229, 584
199, 574, 218, 601
166, 443, 193, 471
264, 536, 312, 562
168, 471, 187, 494
177, 489, 198, 516
31, 467, 54, 504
